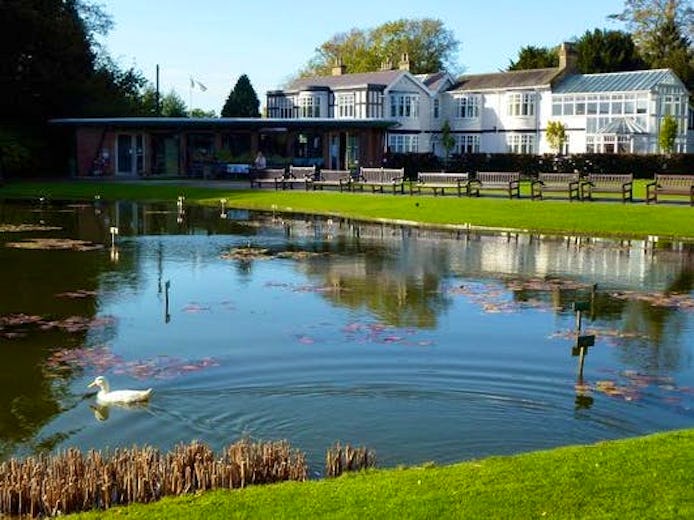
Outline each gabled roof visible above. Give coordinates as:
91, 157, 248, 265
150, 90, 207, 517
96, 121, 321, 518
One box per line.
554, 69, 686, 94
450, 68, 562, 92
415, 71, 453, 92
283, 70, 405, 92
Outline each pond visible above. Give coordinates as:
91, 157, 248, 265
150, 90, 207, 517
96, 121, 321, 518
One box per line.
0, 198, 693, 475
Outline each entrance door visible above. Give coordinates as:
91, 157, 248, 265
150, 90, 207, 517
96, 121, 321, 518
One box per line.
116, 134, 145, 176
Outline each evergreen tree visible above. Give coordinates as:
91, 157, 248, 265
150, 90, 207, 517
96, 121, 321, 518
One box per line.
642, 17, 694, 88
221, 75, 261, 117
507, 46, 558, 70
574, 29, 646, 73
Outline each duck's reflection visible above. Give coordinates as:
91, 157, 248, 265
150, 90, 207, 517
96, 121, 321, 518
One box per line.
90, 402, 150, 422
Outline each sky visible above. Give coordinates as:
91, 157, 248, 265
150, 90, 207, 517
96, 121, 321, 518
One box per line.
97, 0, 629, 114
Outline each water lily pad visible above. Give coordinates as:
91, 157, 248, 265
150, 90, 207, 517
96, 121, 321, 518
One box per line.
0, 224, 62, 233
5, 238, 103, 251
220, 246, 272, 260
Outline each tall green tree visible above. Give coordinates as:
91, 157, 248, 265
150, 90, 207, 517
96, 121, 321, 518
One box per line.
508, 46, 558, 70
161, 91, 188, 117
659, 114, 679, 153
299, 18, 460, 76
440, 120, 455, 165
574, 29, 645, 73
221, 75, 260, 117
609, 0, 693, 50
641, 17, 694, 88
1, 0, 98, 121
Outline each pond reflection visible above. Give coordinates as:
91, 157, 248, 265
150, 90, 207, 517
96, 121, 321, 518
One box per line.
0, 198, 692, 471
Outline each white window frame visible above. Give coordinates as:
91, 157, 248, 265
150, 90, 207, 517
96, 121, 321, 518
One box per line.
389, 94, 420, 119
336, 93, 355, 119
388, 134, 419, 153
506, 134, 535, 154
455, 95, 479, 119
507, 92, 535, 117
456, 134, 480, 154
299, 95, 320, 118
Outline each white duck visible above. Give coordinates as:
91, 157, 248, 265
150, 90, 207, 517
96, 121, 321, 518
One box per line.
88, 376, 152, 404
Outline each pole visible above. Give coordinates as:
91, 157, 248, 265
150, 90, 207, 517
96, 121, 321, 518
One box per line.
155, 64, 161, 116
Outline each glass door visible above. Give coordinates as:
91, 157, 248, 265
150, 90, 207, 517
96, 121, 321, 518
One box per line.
116, 134, 145, 176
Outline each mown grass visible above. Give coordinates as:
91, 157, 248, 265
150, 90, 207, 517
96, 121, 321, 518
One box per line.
1, 179, 693, 239
68, 429, 694, 519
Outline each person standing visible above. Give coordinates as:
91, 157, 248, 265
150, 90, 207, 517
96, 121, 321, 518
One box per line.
254, 151, 266, 170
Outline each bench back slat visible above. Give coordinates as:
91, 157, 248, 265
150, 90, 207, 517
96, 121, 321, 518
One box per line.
476, 172, 520, 183
417, 172, 468, 183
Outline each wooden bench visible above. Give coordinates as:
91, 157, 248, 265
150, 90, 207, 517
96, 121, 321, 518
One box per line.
580, 173, 633, 202
410, 172, 469, 196
312, 169, 352, 191
646, 174, 694, 205
468, 172, 521, 198
249, 168, 285, 189
282, 165, 316, 190
531, 173, 580, 201
353, 167, 405, 194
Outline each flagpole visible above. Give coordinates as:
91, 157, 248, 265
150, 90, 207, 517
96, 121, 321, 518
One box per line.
189, 77, 194, 116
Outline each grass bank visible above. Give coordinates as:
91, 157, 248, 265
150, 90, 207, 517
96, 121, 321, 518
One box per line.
1, 180, 693, 240
69, 429, 693, 519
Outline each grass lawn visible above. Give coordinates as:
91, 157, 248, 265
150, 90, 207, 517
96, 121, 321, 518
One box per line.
1, 179, 693, 239
68, 428, 694, 519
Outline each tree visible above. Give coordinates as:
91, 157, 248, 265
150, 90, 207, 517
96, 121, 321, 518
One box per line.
508, 46, 558, 70
659, 114, 679, 153
161, 90, 188, 117
609, 0, 694, 50
641, 17, 694, 88
221, 75, 260, 117
545, 121, 567, 154
440, 120, 455, 164
299, 18, 460, 76
190, 108, 217, 118
574, 29, 646, 73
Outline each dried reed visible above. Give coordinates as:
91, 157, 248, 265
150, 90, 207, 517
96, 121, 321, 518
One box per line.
0, 439, 307, 517
325, 443, 376, 478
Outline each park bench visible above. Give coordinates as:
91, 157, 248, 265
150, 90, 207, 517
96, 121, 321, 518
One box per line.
282, 165, 316, 190
531, 173, 580, 201
468, 171, 521, 199
312, 169, 352, 191
646, 174, 694, 205
410, 172, 469, 196
353, 167, 405, 194
580, 173, 633, 202
249, 168, 286, 190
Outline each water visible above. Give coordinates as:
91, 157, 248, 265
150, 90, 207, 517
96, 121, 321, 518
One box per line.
0, 198, 692, 474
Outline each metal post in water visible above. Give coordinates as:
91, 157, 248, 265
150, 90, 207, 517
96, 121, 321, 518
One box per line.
109, 226, 119, 247
164, 280, 171, 323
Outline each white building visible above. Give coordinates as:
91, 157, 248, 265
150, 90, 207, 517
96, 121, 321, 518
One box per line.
266, 45, 692, 156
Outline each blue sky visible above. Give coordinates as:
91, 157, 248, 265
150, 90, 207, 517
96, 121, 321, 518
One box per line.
98, 0, 628, 113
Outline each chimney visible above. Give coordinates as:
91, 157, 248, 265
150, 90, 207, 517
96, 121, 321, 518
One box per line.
331, 57, 346, 76
558, 43, 577, 72
380, 58, 393, 71
398, 52, 410, 71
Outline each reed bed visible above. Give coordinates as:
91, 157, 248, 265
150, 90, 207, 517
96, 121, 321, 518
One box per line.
0, 439, 307, 517
325, 443, 376, 478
